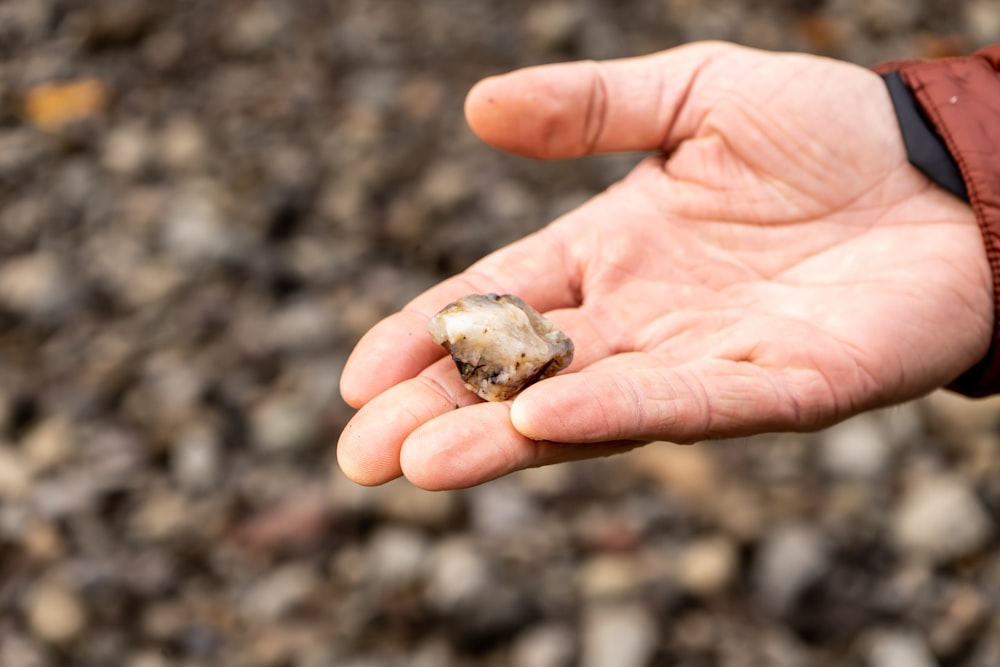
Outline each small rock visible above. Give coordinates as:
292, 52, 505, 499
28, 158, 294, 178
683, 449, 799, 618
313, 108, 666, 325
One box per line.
581, 602, 657, 667
0, 253, 76, 324
21, 417, 75, 473
753, 523, 829, 614
102, 122, 153, 176
0, 130, 47, 177
21, 520, 64, 562
250, 393, 317, 454
867, 630, 938, 667
0, 630, 46, 667
158, 117, 207, 171
511, 623, 576, 667
240, 564, 318, 622
162, 184, 241, 268
22, 79, 109, 132
126, 652, 171, 667
425, 538, 535, 647
675, 535, 738, 597
25, 578, 87, 643
264, 297, 341, 354
819, 413, 890, 478
892, 474, 992, 563
170, 423, 222, 493
419, 160, 472, 212
579, 554, 646, 601
367, 526, 429, 589
0, 446, 31, 500
219, 1, 287, 56
524, 1, 584, 51
127, 490, 191, 541
425, 538, 491, 611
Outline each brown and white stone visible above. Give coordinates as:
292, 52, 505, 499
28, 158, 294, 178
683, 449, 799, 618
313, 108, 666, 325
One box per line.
427, 293, 574, 401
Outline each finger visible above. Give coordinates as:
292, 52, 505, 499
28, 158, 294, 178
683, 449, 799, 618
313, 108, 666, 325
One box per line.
464, 41, 736, 159
337, 356, 478, 486
399, 401, 643, 490
510, 360, 836, 444
341, 227, 580, 408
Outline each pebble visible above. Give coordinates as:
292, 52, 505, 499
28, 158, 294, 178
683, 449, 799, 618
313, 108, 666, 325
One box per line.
0, 445, 31, 500
367, 525, 429, 589
22, 78, 109, 132
0, 129, 47, 177
579, 553, 647, 601
892, 474, 992, 563
240, 564, 318, 622
424, 538, 491, 611
158, 117, 208, 171
0, 253, 75, 324
127, 490, 191, 541
219, 1, 287, 56
0, 631, 46, 667
25, 577, 87, 643
102, 122, 154, 176
425, 539, 536, 648
675, 535, 738, 597
250, 392, 317, 454
867, 630, 938, 667
753, 523, 829, 614
819, 413, 890, 478
170, 422, 222, 493
162, 184, 242, 269
523, 1, 585, 51
581, 602, 657, 667
511, 623, 577, 667
21, 416, 75, 473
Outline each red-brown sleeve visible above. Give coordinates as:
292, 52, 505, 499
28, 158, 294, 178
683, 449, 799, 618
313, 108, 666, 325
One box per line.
876, 45, 1000, 397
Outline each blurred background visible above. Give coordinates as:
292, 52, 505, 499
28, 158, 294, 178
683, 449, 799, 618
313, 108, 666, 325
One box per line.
2, 1, 1000, 665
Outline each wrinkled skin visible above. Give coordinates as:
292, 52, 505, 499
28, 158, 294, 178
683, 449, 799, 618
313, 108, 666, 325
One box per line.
337, 42, 992, 490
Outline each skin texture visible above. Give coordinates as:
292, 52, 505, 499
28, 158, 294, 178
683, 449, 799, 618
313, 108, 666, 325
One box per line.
337, 42, 993, 490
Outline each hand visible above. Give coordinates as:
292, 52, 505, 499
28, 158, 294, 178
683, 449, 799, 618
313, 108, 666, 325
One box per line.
337, 42, 992, 490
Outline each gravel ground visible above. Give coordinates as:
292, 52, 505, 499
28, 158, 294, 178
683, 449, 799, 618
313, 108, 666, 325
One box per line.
2, 1, 1000, 665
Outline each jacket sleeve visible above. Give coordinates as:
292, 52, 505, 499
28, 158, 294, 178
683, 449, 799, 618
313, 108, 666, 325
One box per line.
876, 45, 1000, 397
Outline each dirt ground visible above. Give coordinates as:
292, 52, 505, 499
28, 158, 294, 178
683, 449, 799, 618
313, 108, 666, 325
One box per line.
2, 1, 1000, 665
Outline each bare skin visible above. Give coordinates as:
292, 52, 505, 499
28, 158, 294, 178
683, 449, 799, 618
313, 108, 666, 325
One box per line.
337, 42, 992, 490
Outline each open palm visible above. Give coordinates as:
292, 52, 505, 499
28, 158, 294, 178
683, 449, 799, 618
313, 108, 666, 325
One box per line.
338, 42, 991, 489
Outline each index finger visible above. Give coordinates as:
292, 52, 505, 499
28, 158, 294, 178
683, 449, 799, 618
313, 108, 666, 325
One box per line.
340, 226, 578, 408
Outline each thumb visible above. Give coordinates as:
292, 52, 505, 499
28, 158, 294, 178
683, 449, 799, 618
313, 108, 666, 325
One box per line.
509, 360, 833, 444
464, 41, 735, 159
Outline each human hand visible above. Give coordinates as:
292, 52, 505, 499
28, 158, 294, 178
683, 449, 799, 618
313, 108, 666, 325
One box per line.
337, 42, 992, 490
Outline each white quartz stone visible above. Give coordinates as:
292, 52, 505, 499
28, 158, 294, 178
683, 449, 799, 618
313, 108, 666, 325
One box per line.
427, 293, 574, 401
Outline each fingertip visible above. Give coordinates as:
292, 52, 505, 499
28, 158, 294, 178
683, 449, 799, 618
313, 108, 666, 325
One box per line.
336, 419, 402, 487
338, 360, 368, 410
463, 72, 534, 155
509, 389, 548, 441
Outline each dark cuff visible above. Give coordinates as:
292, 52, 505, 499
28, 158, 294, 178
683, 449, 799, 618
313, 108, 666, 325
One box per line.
880, 71, 969, 202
